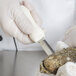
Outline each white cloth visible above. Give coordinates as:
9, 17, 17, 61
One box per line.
56, 62, 76, 76
0, 0, 75, 51
56, 41, 69, 51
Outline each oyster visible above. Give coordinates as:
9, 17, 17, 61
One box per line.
40, 47, 76, 74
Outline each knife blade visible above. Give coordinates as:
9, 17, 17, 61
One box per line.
39, 40, 55, 56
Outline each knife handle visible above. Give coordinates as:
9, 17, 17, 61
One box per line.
21, 6, 45, 42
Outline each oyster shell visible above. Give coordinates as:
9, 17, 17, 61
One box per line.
40, 47, 76, 74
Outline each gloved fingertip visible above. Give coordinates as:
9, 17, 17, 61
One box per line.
21, 35, 33, 44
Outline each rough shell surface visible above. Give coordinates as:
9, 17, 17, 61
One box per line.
40, 47, 76, 74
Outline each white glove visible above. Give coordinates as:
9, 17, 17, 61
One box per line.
56, 62, 76, 76
63, 25, 76, 47
0, 0, 41, 44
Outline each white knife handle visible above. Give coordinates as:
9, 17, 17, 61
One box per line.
21, 6, 45, 42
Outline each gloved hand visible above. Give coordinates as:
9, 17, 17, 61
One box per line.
63, 25, 76, 47
0, 0, 41, 44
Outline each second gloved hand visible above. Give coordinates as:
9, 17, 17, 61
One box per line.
0, 0, 41, 44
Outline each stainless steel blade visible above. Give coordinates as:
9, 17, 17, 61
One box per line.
39, 40, 54, 56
